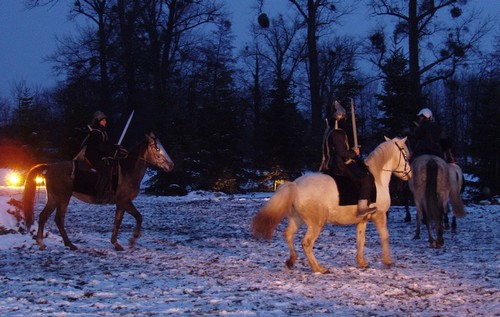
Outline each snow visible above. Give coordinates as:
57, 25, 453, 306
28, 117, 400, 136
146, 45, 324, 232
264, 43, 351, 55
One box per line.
0, 168, 499, 316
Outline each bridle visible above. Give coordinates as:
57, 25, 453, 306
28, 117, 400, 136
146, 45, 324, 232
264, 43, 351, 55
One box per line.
140, 136, 166, 167
382, 142, 412, 178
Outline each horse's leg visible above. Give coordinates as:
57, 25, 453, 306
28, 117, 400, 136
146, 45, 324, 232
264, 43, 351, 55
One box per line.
443, 206, 450, 230
451, 215, 457, 233
111, 207, 126, 251
413, 206, 422, 240
36, 202, 57, 250
355, 222, 369, 268
436, 206, 445, 247
426, 214, 437, 248
122, 201, 143, 248
284, 216, 300, 269
373, 215, 392, 267
54, 200, 77, 250
301, 224, 328, 273
404, 184, 411, 223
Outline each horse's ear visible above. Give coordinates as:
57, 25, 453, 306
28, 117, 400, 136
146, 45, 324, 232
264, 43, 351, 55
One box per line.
400, 136, 408, 143
384, 136, 391, 141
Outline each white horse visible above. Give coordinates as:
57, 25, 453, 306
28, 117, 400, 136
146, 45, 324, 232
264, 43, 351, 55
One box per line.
252, 136, 412, 273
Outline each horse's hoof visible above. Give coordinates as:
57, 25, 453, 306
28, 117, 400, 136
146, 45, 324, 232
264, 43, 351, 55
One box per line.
443, 223, 450, 230
314, 267, 329, 274
357, 260, 369, 268
38, 244, 47, 251
69, 245, 78, 251
285, 259, 295, 269
412, 235, 420, 240
114, 244, 124, 251
129, 238, 136, 248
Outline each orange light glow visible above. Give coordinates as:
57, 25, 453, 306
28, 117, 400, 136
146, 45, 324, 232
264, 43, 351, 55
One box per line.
6, 172, 22, 186
35, 176, 45, 186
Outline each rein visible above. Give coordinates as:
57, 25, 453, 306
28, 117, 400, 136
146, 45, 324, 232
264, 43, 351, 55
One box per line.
382, 142, 411, 177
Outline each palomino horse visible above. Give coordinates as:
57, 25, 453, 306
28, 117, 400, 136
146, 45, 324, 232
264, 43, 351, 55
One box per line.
23, 132, 174, 251
409, 155, 466, 248
252, 136, 412, 273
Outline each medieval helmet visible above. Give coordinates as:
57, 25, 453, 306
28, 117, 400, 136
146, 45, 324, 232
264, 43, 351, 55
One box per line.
417, 108, 433, 120
333, 101, 346, 121
92, 111, 107, 123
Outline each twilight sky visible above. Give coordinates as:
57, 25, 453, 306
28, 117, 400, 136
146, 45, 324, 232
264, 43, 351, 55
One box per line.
0, 1, 498, 100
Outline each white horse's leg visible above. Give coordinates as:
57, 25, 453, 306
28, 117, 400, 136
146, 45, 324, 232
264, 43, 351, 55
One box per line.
284, 216, 300, 269
301, 224, 328, 273
373, 214, 392, 267
355, 222, 369, 268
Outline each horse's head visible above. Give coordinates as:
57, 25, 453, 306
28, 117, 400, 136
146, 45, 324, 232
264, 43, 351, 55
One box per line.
382, 136, 412, 180
143, 132, 174, 172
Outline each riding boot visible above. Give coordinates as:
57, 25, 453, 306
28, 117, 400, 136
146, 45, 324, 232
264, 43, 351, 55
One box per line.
356, 199, 377, 217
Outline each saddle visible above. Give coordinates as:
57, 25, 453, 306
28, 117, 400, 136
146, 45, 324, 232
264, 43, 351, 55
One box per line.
322, 171, 377, 206
72, 160, 120, 201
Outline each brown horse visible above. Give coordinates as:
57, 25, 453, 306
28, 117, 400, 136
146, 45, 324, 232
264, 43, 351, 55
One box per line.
252, 137, 412, 273
409, 155, 466, 248
23, 132, 174, 251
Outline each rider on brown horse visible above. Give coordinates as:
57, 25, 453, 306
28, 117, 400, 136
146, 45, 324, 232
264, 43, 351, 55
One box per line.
81, 111, 128, 201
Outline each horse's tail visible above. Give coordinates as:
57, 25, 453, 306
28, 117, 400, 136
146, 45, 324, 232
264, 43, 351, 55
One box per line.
425, 159, 440, 223
252, 181, 297, 240
23, 164, 49, 230
449, 165, 467, 218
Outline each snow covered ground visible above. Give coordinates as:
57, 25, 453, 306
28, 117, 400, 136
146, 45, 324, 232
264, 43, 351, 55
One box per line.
0, 169, 499, 316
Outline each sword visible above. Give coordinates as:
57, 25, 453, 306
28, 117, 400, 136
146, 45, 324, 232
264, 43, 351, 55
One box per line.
349, 98, 358, 149
118, 110, 135, 145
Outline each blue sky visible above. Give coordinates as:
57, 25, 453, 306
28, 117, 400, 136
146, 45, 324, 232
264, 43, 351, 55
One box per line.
0, 0, 498, 100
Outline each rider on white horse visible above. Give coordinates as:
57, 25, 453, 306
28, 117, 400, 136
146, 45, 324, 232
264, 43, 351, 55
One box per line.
320, 101, 377, 217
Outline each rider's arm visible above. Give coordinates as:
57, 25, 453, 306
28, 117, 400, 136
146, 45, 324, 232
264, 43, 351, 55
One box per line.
331, 130, 357, 160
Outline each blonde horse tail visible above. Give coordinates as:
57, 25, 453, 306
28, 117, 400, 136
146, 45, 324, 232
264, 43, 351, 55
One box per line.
252, 181, 296, 240
23, 164, 48, 230
449, 165, 467, 218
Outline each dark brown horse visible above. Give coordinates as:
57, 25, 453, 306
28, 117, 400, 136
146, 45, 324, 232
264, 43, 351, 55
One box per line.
23, 132, 174, 251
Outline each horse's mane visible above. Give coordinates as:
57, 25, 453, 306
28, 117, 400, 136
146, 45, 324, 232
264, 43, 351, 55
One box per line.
121, 136, 148, 173
364, 139, 391, 171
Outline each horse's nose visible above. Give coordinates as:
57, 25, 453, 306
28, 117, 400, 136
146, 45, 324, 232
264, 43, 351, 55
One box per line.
162, 161, 174, 172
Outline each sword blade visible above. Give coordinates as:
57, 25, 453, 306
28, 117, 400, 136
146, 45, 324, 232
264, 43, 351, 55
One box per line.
118, 110, 135, 145
350, 98, 358, 149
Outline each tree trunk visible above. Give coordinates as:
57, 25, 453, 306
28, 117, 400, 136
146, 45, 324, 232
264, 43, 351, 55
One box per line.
408, 0, 421, 112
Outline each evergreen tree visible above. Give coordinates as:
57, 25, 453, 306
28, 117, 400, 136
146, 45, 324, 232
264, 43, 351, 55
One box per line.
375, 49, 412, 140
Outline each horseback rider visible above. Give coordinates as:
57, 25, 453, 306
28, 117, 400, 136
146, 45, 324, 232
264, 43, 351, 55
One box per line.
412, 108, 456, 163
81, 111, 128, 201
320, 101, 377, 217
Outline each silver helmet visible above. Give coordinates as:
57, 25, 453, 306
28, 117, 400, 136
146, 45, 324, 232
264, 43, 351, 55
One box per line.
333, 101, 346, 121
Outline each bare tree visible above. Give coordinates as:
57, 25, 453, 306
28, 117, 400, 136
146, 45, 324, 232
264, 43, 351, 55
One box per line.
288, 0, 353, 137
369, 0, 492, 112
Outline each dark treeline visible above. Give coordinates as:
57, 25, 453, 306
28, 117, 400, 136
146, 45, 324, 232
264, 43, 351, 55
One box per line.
0, 0, 498, 196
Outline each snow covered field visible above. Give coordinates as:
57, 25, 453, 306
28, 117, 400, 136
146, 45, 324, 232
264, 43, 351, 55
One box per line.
0, 171, 499, 316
